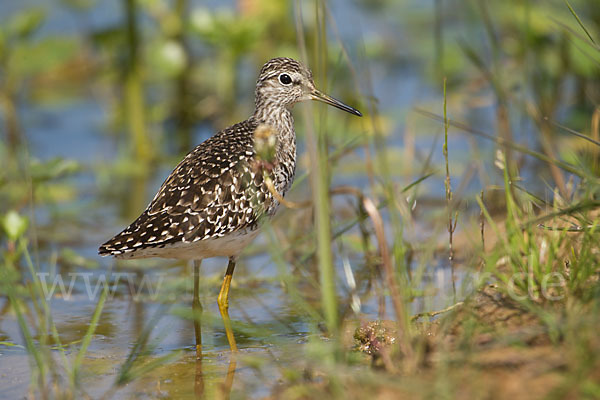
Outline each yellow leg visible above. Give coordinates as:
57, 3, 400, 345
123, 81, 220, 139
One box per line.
193, 259, 203, 359
217, 257, 238, 352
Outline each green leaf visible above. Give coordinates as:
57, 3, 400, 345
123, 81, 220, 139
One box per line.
1, 210, 28, 241
0, 30, 5, 59
59, 248, 99, 269
147, 39, 187, 79
60, 0, 96, 11
8, 8, 46, 39
30, 158, 80, 182
0, 341, 25, 349
10, 36, 79, 78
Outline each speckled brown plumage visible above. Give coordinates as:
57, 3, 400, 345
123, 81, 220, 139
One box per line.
99, 118, 272, 258
99, 57, 361, 260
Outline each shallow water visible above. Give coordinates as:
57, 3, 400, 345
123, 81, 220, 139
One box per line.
0, 251, 474, 398
0, 0, 491, 398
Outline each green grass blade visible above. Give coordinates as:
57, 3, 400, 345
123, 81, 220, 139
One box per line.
71, 283, 108, 385
564, 0, 596, 45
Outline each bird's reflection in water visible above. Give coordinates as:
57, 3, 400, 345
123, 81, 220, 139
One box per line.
194, 356, 204, 398
193, 304, 237, 400
222, 357, 237, 398
193, 264, 205, 398
193, 353, 237, 399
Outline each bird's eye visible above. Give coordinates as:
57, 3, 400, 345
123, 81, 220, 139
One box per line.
278, 73, 292, 85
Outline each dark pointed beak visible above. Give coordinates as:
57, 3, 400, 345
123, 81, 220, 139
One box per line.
310, 89, 362, 117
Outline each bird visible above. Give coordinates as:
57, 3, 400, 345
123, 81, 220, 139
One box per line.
99, 57, 362, 354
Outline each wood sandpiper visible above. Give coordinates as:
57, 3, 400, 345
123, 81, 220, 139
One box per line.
99, 57, 362, 354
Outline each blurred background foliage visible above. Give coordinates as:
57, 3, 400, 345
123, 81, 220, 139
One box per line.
0, 0, 599, 398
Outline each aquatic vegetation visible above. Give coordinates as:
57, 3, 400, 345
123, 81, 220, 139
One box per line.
0, 0, 599, 398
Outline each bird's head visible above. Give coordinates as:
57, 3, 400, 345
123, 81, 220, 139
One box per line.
254, 57, 362, 117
